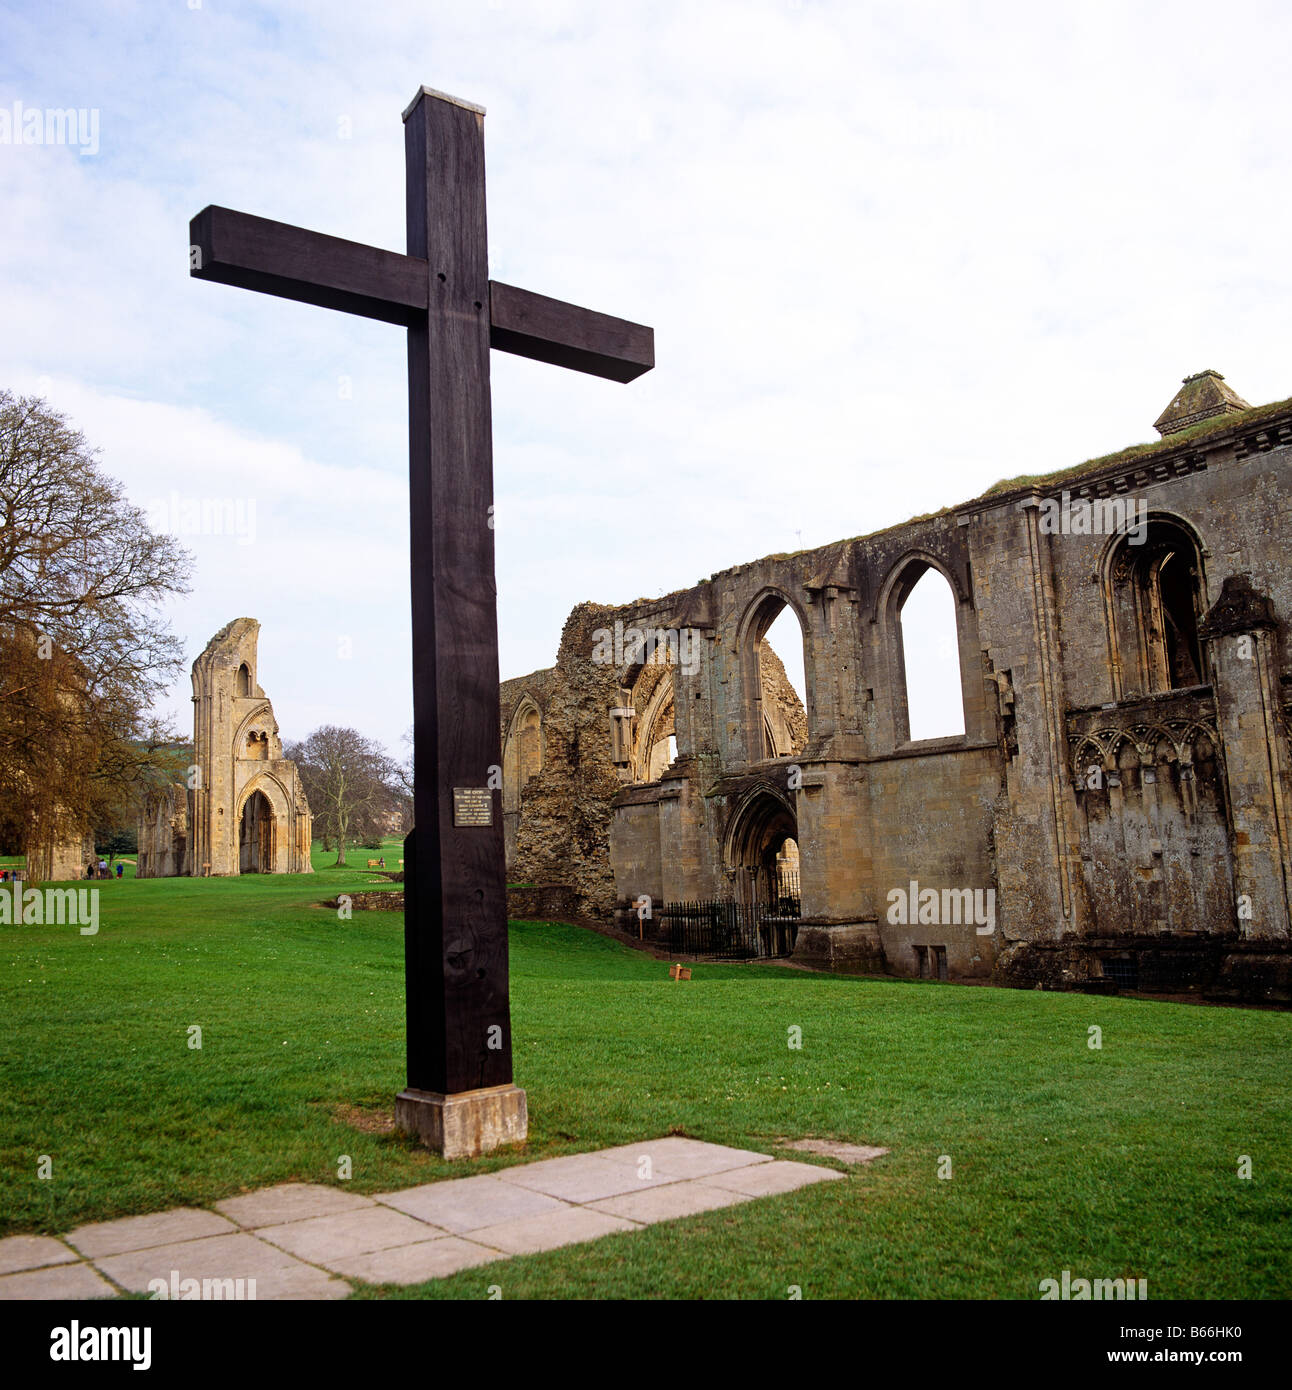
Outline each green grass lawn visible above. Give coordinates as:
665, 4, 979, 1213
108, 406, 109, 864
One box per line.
0, 851, 1288, 1299
0, 835, 407, 882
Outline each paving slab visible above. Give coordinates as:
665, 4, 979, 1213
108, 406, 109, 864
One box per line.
6, 1137, 866, 1299
215, 1182, 375, 1229
0, 1262, 116, 1300
469, 1206, 639, 1256
325, 1237, 503, 1285
373, 1173, 566, 1234
496, 1151, 672, 1203
594, 1136, 776, 1182
256, 1206, 443, 1264
94, 1230, 315, 1296
238, 1266, 351, 1300
129, 1259, 349, 1300
67, 1207, 236, 1259
0, 1234, 78, 1276
702, 1159, 845, 1197
588, 1177, 755, 1224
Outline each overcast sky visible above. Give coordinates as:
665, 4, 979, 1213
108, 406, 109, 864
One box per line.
3, 0, 1289, 756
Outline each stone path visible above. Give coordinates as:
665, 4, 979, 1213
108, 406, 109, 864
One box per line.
0, 1138, 844, 1299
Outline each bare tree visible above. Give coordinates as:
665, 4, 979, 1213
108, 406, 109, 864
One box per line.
285, 726, 399, 867
0, 391, 192, 875
396, 724, 415, 831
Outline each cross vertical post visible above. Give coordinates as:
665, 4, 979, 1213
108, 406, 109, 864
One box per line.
397, 89, 520, 1145
187, 84, 653, 1160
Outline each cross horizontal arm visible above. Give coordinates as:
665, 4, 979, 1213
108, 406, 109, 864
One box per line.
190, 206, 427, 326
488, 282, 654, 384
189, 206, 654, 383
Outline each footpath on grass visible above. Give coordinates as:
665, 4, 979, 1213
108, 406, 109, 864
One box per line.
0, 1137, 845, 1300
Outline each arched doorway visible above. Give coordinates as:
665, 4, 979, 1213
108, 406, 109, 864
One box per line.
727, 789, 799, 911
239, 789, 275, 873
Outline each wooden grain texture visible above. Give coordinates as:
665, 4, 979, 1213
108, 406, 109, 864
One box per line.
489, 281, 654, 382
187, 88, 653, 1105
189, 206, 427, 326
404, 93, 512, 1096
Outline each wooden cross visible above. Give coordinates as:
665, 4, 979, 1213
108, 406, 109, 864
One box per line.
189, 86, 653, 1156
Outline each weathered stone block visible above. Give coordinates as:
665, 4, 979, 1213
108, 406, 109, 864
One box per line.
395, 1084, 528, 1159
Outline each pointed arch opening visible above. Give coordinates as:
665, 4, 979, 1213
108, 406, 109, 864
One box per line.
1106, 517, 1208, 698
725, 789, 800, 912
738, 591, 810, 762
608, 659, 678, 785
897, 566, 966, 740
502, 698, 544, 817
641, 691, 676, 781
238, 789, 274, 873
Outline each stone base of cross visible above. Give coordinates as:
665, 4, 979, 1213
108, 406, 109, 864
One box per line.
189, 86, 652, 1157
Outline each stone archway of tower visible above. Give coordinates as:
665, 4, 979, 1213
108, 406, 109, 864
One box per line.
724, 787, 799, 908
234, 774, 292, 875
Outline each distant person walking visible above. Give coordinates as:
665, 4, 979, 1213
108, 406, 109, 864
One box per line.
115, 862, 124, 879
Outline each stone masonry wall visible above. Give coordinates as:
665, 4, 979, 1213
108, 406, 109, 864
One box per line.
501, 389, 1292, 1001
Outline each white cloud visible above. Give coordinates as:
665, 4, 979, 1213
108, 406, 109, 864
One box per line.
3, 0, 1291, 752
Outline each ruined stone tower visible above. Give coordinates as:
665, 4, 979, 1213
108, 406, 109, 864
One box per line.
137, 619, 313, 877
